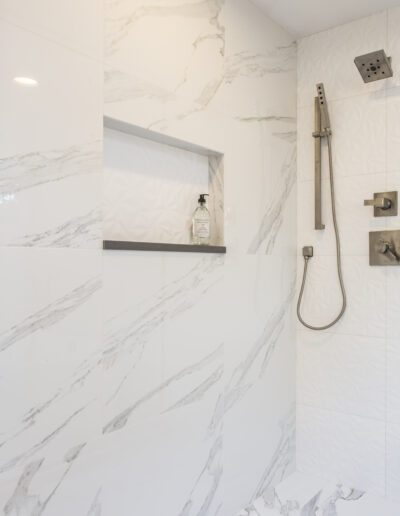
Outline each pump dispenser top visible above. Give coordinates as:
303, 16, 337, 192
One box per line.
198, 193, 209, 205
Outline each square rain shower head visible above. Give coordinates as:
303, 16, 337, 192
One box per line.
354, 49, 393, 83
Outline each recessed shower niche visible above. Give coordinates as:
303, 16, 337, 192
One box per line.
103, 117, 225, 253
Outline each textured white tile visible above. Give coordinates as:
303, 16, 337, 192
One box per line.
387, 6, 400, 89
387, 91, 400, 175
330, 93, 386, 178
103, 127, 210, 245
297, 330, 385, 420
298, 11, 387, 106
0, 0, 102, 59
387, 422, 400, 502
386, 268, 400, 340
387, 339, 400, 424
386, 173, 400, 230
298, 92, 387, 183
297, 405, 386, 496
297, 255, 386, 338
0, 20, 102, 158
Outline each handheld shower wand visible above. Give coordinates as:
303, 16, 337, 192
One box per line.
297, 84, 347, 331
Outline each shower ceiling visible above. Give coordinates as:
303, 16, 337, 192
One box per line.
251, 0, 400, 37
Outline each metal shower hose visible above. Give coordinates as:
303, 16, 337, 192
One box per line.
297, 134, 347, 330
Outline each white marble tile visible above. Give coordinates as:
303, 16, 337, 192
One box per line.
244, 471, 400, 516
297, 405, 386, 496
208, 0, 296, 118
104, 0, 225, 100
297, 330, 385, 420
298, 11, 387, 107
100, 407, 222, 516
104, 0, 296, 121
223, 255, 295, 514
247, 120, 297, 255
0, 247, 102, 480
0, 141, 102, 249
0, 19, 102, 158
0, 1, 298, 515
101, 251, 167, 431
0, 0, 102, 60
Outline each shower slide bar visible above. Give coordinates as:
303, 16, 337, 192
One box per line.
313, 96, 325, 230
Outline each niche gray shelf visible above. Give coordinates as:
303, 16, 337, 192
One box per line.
103, 240, 226, 254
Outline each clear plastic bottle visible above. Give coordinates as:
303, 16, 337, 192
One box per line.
192, 194, 210, 245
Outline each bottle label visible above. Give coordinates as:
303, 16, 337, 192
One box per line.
194, 220, 210, 238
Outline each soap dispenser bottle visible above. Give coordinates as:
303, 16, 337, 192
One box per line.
192, 194, 210, 245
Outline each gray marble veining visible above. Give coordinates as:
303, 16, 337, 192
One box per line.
250, 407, 296, 507
224, 280, 295, 415
105, 0, 226, 58
4, 442, 86, 516
248, 145, 296, 254
4, 459, 44, 516
0, 277, 101, 353
87, 488, 102, 516
178, 435, 222, 516
103, 343, 223, 433
0, 405, 89, 474
10, 209, 101, 248
242, 473, 389, 516
0, 142, 101, 196
105, 68, 175, 104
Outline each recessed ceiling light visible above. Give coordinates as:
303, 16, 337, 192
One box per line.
13, 76, 38, 86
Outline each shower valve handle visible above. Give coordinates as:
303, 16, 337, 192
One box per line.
377, 240, 400, 262
363, 192, 398, 217
364, 197, 392, 210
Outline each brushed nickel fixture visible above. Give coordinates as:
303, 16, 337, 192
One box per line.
364, 191, 398, 217
312, 83, 332, 230
354, 50, 393, 83
369, 230, 400, 265
313, 97, 324, 229
297, 84, 347, 331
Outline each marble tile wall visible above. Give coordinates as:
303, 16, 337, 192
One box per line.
0, 1, 297, 515
296, 6, 400, 501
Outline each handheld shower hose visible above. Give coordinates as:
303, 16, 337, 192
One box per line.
297, 121, 347, 330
